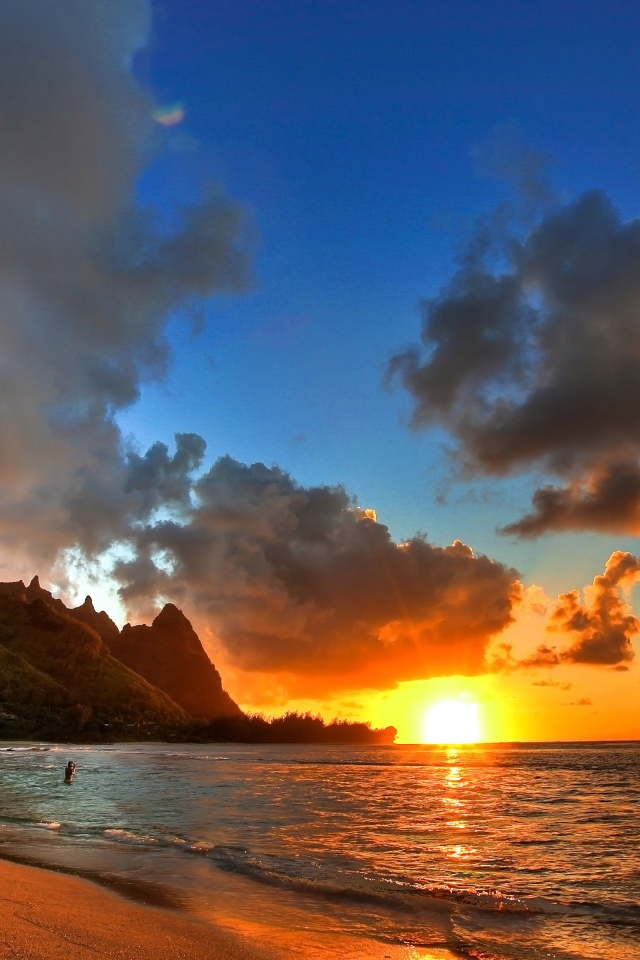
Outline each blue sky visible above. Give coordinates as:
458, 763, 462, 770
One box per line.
120, 0, 640, 591
3, 1, 640, 737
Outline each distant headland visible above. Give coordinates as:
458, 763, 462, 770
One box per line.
0, 577, 396, 745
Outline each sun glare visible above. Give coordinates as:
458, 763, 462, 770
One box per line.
424, 699, 481, 744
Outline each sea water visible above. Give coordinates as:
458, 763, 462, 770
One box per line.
0, 741, 638, 960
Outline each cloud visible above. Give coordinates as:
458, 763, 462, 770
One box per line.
4, 6, 631, 703
389, 189, 640, 535
523, 552, 640, 668
112, 455, 521, 694
501, 459, 640, 537
531, 680, 572, 689
0, 1, 251, 570
471, 122, 555, 212
0, 1, 525, 703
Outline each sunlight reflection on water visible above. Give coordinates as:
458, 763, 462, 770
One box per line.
1, 741, 639, 960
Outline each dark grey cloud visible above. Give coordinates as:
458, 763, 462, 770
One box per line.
113, 455, 520, 694
125, 434, 207, 511
0, 1, 252, 569
501, 460, 640, 537
389, 189, 640, 535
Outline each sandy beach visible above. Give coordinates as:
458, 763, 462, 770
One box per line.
0, 857, 285, 960
0, 858, 460, 960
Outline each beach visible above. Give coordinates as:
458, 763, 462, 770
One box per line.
0, 857, 283, 960
0, 857, 460, 960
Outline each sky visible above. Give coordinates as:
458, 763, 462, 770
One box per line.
1, 0, 640, 742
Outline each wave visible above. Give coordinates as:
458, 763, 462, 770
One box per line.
197, 844, 545, 918
102, 826, 215, 855
190, 845, 640, 932
567, 897, 640, 930
70, 824, 640, 930
91, 824, 542, 917
103, 828, 161, 846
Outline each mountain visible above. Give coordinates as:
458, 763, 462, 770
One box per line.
70, 595, 120, 643
108, 603, 242, 720
23, 575, 68, 614
0, 577, 242, 738
0, 581, 189, 739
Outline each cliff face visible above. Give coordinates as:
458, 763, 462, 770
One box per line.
70, 595, 120, 643
108, 603, 242, 720
25, 577, 242, 720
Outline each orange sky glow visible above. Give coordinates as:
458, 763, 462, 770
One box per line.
196, 549, 640, 744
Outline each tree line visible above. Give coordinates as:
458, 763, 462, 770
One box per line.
188, 710, 397, 744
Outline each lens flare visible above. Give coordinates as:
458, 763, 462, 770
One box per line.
152, 102, 185, 126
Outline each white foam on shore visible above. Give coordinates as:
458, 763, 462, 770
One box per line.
104, 828, 160, 845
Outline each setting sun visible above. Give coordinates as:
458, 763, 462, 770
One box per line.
424, 699, 482, 744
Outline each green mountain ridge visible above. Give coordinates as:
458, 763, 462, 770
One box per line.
0, 577, 240, 740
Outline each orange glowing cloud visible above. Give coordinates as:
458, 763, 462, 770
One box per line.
113, 457, 521, 697
522, 552, 640, 668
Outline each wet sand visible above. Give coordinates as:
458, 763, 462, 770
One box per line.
0, 857, 282, 960
0, 857, 461, 960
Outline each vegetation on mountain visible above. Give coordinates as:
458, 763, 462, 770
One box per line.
189, 711, 398, 745
0, 583, 187, 739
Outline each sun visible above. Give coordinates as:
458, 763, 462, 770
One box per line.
423, 699, 482, 744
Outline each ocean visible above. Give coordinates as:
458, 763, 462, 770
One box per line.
0, 740, 638, 960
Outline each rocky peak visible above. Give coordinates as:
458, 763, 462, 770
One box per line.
24, 576, 68, 614
69, 595, 120, 642
147, 603, 204, 655
111, 604, 241, 720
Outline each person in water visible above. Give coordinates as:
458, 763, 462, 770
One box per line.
64, 760, 76, 782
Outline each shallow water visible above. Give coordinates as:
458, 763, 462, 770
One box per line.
0, 741, 638, 959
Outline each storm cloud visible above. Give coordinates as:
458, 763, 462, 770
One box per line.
389, 190, 640, 536
112, 455, 521, 693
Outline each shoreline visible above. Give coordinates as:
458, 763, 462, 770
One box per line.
0, 854, 462, 960
0, 856, 285, 960
0, 848, 185, 910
